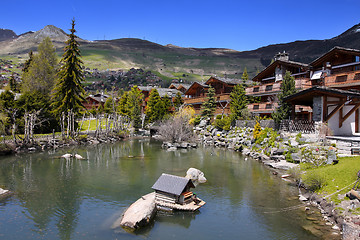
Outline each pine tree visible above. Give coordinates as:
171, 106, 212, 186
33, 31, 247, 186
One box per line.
201, 86, 216, 118
51, 19, 85, 116
162, 94, 172, 114
22, 37, 57, 94
230, 84, 248, 120
9, 74, 17, 92
272, 71, 297, 124
117, 92, 130, 116
128, 86, 143, 129
23, 51, 33, 73
241, 67, 248, 83
173, 92, 184, 110
145, 88, 164, 122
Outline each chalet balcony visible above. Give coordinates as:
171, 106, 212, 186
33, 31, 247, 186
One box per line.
184, 93, 231, 105
245, 79, 312, 96
247, 103, 278, 113
324, 70, 360, 88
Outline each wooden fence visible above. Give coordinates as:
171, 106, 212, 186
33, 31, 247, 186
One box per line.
280, 119, 315, 133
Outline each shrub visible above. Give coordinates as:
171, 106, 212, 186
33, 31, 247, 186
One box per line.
214, 115, 231, 131
253, 120, 261, 140
302, 171, 327, 192
189, 115, 201, 126
288, 166, 301, 183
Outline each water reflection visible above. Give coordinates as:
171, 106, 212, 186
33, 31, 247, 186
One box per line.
0, 139, 336, 240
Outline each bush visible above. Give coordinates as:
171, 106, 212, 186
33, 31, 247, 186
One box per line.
214, 115, 231, 131
288, 166, 301, 183
302, 171, 327, 192
189, 115, 201, 126
253, 120, 261, 140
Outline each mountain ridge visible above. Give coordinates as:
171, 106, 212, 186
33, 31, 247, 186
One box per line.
0, 24, 359, 79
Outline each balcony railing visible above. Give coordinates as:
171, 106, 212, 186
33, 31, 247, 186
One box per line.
247, 103, 278, 113
325, 70, 360, 87
246, 79, 312, 96
184, 93, 231, 105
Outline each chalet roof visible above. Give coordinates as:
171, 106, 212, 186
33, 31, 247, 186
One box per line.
184, 81, 209, 95
253, 59, 309, 82
86, 94, 108, 103
169, 83, 191, 91
205, 76, 242, 85
138, 86, 182, 97
310, 46, 360, 68
284, 86, 360, 106
152, 173, 195, 196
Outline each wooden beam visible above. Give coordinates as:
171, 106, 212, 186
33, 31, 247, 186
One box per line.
325, 99, 346, 123
356, 109, 359, 133
323, 96, 328, 122
339, 107, 343, 128
340, 102, 360, 127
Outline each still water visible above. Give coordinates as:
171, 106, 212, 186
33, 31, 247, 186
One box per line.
0, 139, 335, 239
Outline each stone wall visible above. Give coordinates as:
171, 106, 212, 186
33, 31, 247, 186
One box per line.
235, 120, 275, 129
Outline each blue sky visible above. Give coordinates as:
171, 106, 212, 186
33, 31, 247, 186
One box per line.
2, 0, 360, 51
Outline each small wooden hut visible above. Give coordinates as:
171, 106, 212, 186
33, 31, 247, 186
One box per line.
152, 173, 195, 205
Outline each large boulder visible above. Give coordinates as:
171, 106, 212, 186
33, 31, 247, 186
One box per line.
117, 192, 156, 230
185, 168, 207, 186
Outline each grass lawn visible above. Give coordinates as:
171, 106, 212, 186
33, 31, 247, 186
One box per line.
79, 119, 111, 131
301, 156, 360, 202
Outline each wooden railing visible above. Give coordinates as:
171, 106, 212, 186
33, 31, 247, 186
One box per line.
280, 119, 315, 133
325, 70, 360, 87
184, 93, 231, 105
247, 103, 278, 112
246, 79, 312, 96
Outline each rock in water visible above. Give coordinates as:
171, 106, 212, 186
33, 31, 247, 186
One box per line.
185, 168, 207, 186
118, 192, 156, 230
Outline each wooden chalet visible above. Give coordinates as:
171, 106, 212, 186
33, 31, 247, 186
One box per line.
82, 93, 109, 110
152, 173, 205, 211
169, 83, 191, 94
245, 52, 312, 119
184, 76, 241, 115
138, 86, 182, 112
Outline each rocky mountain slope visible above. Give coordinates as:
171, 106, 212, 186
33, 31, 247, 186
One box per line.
0, 28, 17, 41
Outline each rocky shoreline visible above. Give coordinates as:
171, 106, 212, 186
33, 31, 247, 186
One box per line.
187, 120, 360, 239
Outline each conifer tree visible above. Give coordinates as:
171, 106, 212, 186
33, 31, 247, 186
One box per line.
230, 84, 248, 120
162, 94, 172, 113
9, 74, 17, 92
128, 86, 143, 129
117, 92, 130, 116
173, 92, 184, 110
201, 86, 216, 118
51, 19, 85, 116
145, 88, 165, 122
272, 71, 296, 124
23, 51, 33, 73
241, 67, 248, 83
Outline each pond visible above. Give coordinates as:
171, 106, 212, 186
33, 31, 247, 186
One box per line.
0, 139, 338, 239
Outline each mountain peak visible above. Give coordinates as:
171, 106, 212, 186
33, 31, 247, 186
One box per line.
335, 23, 360, 39
31, 25, 68, 41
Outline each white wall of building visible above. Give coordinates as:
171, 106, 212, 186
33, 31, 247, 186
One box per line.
328, 103, 357, 136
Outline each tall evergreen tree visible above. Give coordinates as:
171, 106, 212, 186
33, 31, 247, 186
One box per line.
201, 86, 216, 118
162, 94, 171, 114
230, 84, 248, 119
145, 89, 165, 122
173, 92, 184, 110
22, 37, 57, 94
128, 86, 143, 129
23, 51, 33, 73
9, 74, 17, 92
117, 92, 130, 116
272, 71, 297, 124
51, 19, 85, 116
241, 67, 248, 83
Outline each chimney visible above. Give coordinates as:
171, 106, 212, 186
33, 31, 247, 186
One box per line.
274, 51, 289, 61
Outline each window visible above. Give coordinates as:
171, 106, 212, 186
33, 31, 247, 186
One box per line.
265, 104, 272, 109
253, 105, 259, 110
355, 56, 360, 71
253, 87, 259, 93
265, 85, 273, 91
335, 75, 348, 82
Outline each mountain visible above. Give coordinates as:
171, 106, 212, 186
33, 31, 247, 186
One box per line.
0, 25, 87, 55
0, 28, 17, 41
0, 23, 360, 80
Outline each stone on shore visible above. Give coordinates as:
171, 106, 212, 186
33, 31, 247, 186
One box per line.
118, 192, 156, 230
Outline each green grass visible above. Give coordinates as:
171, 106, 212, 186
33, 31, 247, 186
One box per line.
301, 156, 360, 202
79, 119, 112, 131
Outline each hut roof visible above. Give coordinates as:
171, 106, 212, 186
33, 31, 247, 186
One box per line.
152, 173, 195, 196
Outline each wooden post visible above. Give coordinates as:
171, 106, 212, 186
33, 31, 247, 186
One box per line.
356, 109, 359, 133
